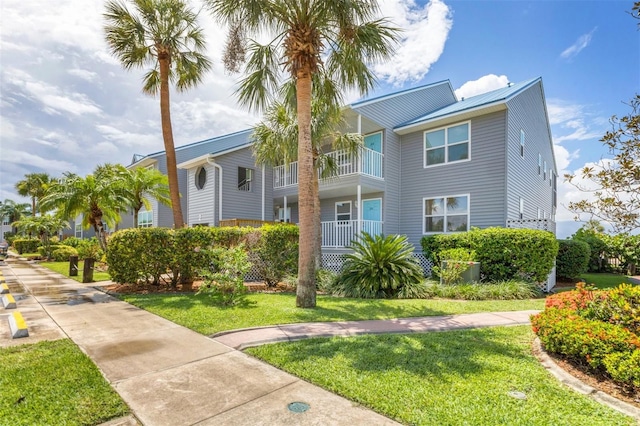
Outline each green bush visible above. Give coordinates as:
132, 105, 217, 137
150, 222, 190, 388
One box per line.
583, 284, 640, 334
422, 228, 558, 283
13, 238, 40, 254
556, 239, 590, 281
51, 246, 79, 262
38, 244, 60, 258
423, 280, 541, 300
328, 233, 424, 299
197, 245, 251, 306
76, 238, 103, 260
572, 230, 611, 272
60, 237, 82, 248
173, 227, 217, 284
253, 223, 298, 287
4, 232, 17, 246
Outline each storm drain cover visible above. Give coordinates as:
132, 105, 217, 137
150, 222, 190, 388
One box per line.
287, 402, 310, 413
508, 391, 527, 400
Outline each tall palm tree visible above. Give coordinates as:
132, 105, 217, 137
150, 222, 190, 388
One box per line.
0, 199, 31, 234
40, 164, 129, 252
15, 173, 53, 216
207, 0, 398, 307
252, 88, 363, 268
104, 0, 212, 229
123, 166, 172, 227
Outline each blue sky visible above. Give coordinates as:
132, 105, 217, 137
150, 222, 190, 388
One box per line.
1, 0, 638, 238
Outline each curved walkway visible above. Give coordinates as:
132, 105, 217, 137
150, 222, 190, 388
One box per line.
1, 256, 638, 425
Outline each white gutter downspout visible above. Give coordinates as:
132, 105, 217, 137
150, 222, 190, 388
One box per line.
206, 156, 223, 225
261, 165, 265, 221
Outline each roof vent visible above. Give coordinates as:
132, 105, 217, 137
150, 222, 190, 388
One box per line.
507, 82, 512, 87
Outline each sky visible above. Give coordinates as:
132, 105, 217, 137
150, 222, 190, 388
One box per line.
1, 0, 638, 238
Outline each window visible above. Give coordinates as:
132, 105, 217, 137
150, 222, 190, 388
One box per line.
550, 170, 553, 187
335, 202, 352, 222
519, 198, 524, 220
278, 207, 291, 223
423, 195, 469, 233
552, 173, 557, 208
520, 130, 525, 158
424, 122, 469, 167
543, 161, 547, 181
537, 208, 542, 219
538, 154, 542, 175
75, 223, 82, 238
238, 167, 253, 191
139, 210, 153, 228
195, 167, 207, 190
2, 217, 9, 226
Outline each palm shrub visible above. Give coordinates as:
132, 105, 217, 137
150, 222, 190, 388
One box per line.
328, 233, 425, 299
198, 245, 251, 306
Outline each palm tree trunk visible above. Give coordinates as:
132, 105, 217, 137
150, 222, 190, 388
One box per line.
133, 208, 139, 228
159, 55, 184, 229
31, 197, 36, 217
313, 171, 321, 270
295, 71, 316, 308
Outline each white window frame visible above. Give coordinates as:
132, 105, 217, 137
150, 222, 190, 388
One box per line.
520, 129, 525, 158
423, 121, 471, 168
422, 194, 470, 234
74, 223, 83, 238
2, 217, 9, 226
278, 207, 291, 223
538, 154, 542, 175
238, 167, 253, 192
335, 201, 352, 223
519, 198, 524, 220
543, 161, 547, 181
138, 210, 153, 228
195, 166, 207, 190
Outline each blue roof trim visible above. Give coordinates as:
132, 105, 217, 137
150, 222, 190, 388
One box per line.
395, 77, 541, 130
131, 128, 253, 164
350, 79, 452, 108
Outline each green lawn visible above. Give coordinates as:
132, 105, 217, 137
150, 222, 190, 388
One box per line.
39, 261, 111, 283
0, 339, 129, 426
247, 326, 634, 425
579, 272, 636, 289
121, 292, 544, 335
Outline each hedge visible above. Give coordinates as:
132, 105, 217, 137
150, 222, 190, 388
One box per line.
421, 227, 558, 282
13, 238, 41, 254
556, 239, 590, 281
106, 225, 298, 285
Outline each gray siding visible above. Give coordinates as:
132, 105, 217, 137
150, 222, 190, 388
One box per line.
215, 148, 271, 222
186, 164, 216, 226
505, 82, 556, 224
352, 82, 456, 129
399, 111, 508, 248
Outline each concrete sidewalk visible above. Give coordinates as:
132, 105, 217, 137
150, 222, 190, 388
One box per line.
0, 256, 536, 426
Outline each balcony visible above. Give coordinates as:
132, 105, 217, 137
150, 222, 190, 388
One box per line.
273, 147, 383, 189
321, 220, 383, 248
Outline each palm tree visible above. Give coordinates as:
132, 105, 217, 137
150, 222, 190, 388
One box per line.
15, 173, 53, 216
104, 0, 212, 229
12, 215, 69, 258
252, 88, 363, 268
122, 166, 172, 227
0, 199, 31, 234
207, 0, 398, 307
40, 164, 129, 252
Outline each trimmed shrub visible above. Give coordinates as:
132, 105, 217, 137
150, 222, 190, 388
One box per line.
4, 232, 17, 246
572, 231, 611, 272
37, 244, 60, 259
253, 223, 298, 287
51, 246, 79, 262
13, 238, 40, 254
60, 237, 82, 248
76, 238, 103, 260
173, 227, 217, 284
583, 283, 640, 334
197, 245, 251, 306
328, 233, 424, 299
422, 280, 540, 300
421, 227, 558, 283
556, 239, 590, 280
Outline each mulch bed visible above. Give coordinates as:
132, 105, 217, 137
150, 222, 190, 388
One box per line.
102, 280, 294, 295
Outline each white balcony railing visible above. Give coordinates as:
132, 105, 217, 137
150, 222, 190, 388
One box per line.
321, 220, 383, 248
273, 147, 383, 189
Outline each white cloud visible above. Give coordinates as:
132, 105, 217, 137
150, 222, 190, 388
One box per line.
68, 68, 99, 82
454, 74, 509, 100
546, 99, 604, 143
560, 27, 597, 60
0, 149, 75, 174
374, 0, 453, 85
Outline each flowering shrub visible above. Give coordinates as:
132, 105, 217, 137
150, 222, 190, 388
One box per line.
532, 283, 640, 390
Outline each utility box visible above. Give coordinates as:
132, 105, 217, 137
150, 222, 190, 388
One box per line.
441, 261, 481, 284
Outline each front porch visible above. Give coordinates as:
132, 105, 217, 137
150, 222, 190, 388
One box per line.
321, 219, 383, 248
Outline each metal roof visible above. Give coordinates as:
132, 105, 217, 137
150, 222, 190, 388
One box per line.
395, 77, 541, 131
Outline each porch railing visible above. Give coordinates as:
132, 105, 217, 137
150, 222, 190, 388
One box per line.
218, 219, 280, 228
273, 147, 383, 189
321, 220, 383, 248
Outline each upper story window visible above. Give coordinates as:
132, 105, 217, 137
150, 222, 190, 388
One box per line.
552, 173, 557, 208
520, 130, 525, 158
423, 194, 469, 234
139, 210, 153, 228
238, 167, 253, 191
195, 167, 207, 190
2, 217, 9, 226
424, 122, 470, 167
543, 161, 547, 181
519, 197, 524, 220
538, 154, 542, 175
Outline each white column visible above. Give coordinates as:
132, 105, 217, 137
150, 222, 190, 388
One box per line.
261, 165, 265, 221
357, 184, 362, 235
284, 195, 288, 222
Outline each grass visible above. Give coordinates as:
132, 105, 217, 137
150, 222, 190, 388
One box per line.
0, 339, 129, 426
39, 261, 111, 283
247, 326, 634, 425
121, 292, 544, 335
579, 272, 636, 289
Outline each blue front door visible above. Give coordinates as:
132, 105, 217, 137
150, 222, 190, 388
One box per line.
361, 199, 382, 236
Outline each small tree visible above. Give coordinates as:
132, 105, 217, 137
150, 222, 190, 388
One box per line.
12, 215, 69, 258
